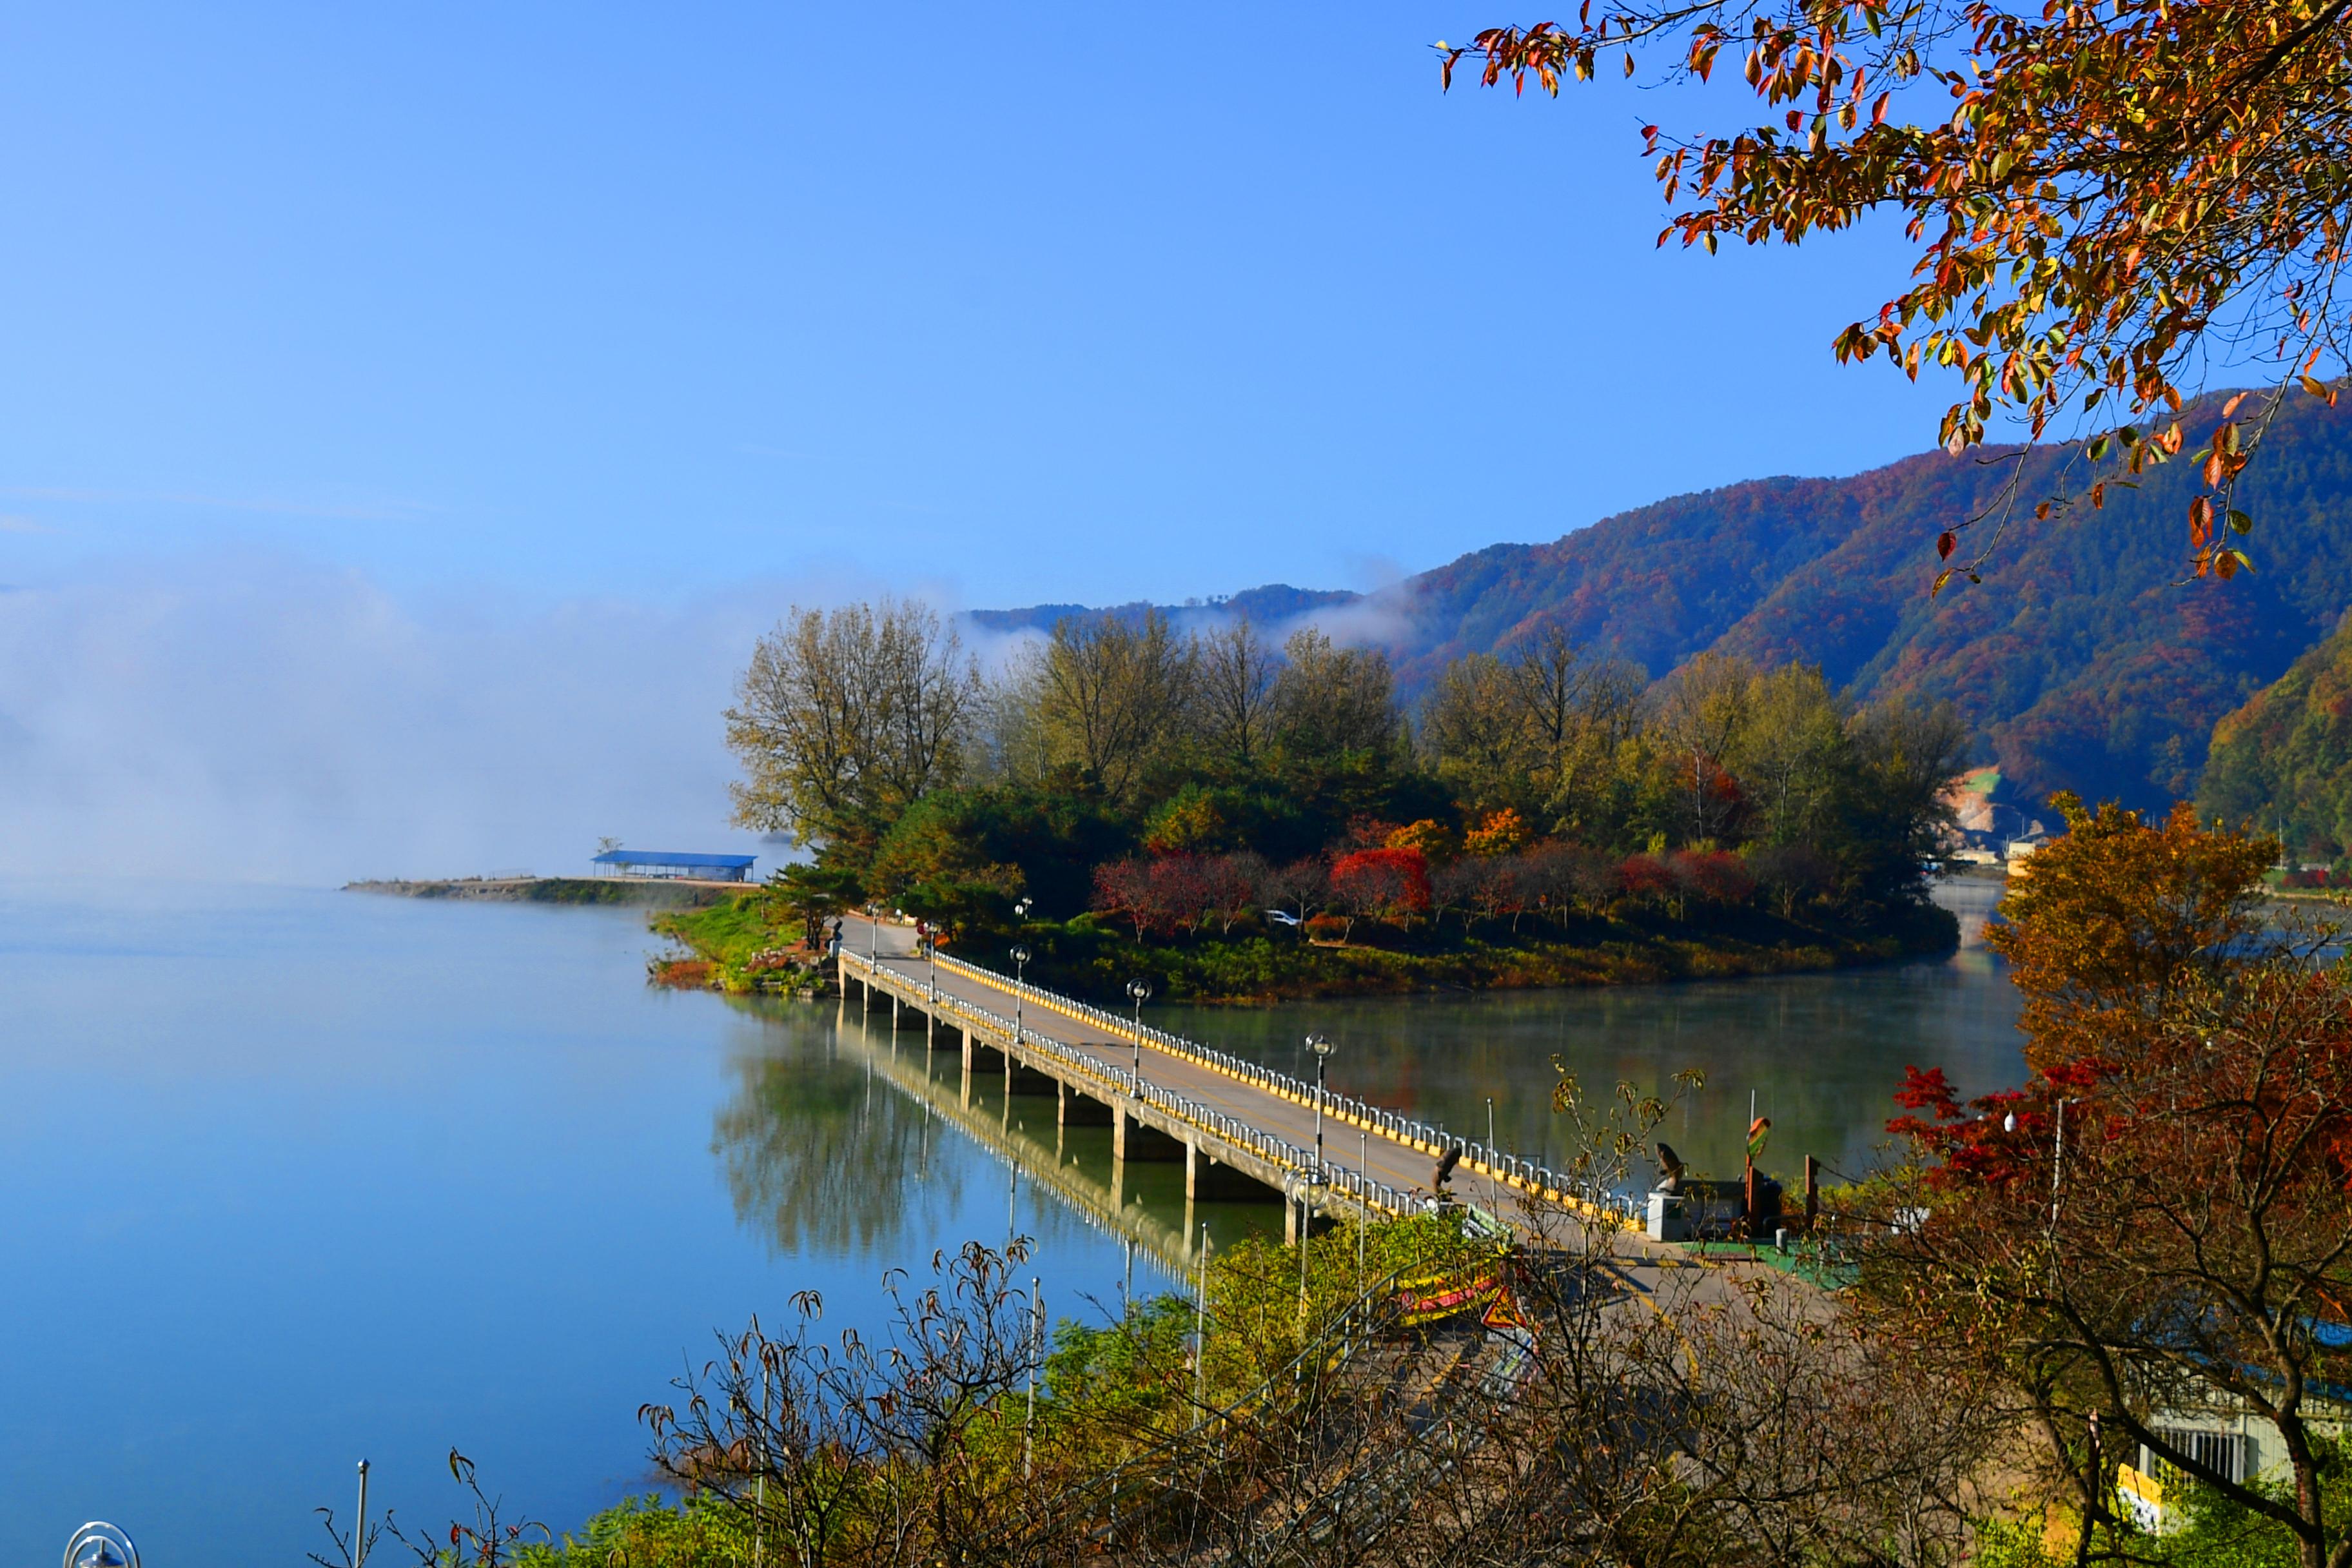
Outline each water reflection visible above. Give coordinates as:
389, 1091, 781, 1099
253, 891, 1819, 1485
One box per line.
716, 996, 1288, 1274
1150, 880, 2025, 1189
712, 1003, 974, 1257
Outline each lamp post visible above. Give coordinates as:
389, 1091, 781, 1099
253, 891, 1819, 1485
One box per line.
1011, 945, 1031, 1044
1014, 896, 1032, 924
1359, 1127, 1369, 1285
1297, 1172, 1324, 1317
1307, 1033, 1337, 1177
1127, 977, 1153, 1084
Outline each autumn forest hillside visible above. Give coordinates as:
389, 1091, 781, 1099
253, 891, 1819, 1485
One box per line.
980, 393, 2352, 814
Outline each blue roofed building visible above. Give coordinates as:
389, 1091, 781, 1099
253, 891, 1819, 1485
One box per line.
590, 848, 757, 883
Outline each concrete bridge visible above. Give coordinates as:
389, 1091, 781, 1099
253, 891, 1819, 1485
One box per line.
836, 917, 1629, 1245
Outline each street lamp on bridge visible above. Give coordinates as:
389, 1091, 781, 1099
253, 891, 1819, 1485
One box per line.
1010, 944, 1031, 1044
1307, 1032, 1337, 1177
1126, 977, 1153, 1084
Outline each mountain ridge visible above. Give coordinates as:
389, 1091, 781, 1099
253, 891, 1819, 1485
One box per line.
977, 393, 2352, 812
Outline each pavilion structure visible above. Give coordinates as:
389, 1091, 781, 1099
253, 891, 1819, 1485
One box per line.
590, 848, 756, 883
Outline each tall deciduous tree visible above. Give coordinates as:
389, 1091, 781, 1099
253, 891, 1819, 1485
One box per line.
1510, 629, 1647, 842
1271, 628, 1397, 765
1420, 652, 1536, 812
726, 600, 980, 854
1734, 663, 1850, 845
1650, 651, 1756, 843
1823, 692, 1970, 905
1449, 0, 2352, 582
1195, 618, 1281, 770
1988, 791, 2277, 1070
1028, 610, 1195, 805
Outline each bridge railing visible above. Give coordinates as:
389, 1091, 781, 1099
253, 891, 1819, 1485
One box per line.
843, 951, 1418, 1217
929, 947, 1462, 1146
911, 948, 1632, 1228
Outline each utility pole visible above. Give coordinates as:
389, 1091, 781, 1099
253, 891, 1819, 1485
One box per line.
1024, 1279, 1041, 1479
1193, 1226, 1211, 1405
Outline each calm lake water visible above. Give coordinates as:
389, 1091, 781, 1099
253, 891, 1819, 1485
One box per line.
0, 876, 2023, 1565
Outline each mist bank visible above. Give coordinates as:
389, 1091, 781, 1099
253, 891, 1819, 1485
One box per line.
0, 550, 785, 884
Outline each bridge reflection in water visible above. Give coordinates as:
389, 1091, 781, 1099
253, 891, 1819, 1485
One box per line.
822, 990, 1288, 1276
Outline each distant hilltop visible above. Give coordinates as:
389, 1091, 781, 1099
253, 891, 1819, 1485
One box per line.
968, 583, 1360, 638
976, 390, 2352, 818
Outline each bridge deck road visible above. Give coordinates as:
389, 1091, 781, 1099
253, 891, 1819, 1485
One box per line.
839, 920, 1817, 1329
843, 916, 1469, 1208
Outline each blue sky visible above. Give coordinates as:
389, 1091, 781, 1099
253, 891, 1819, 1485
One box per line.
0, 2, 1952, 609
0, 3, 1961, 879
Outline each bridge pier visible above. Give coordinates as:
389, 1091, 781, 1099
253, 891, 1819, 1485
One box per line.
962, 1034, 1005, 1108
1187, 1139, 1275, 1203
1114, 1109, 1183, 1164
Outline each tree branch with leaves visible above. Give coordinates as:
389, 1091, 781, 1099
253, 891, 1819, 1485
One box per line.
1448, 0, 2352, 585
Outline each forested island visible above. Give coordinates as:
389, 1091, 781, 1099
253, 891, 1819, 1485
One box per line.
665, 599, 1966, 1001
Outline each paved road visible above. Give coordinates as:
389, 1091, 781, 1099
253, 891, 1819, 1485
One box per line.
843, 916, 1475, 1208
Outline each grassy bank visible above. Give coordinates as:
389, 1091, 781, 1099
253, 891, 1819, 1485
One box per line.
654, 893, 1956, 1003
647, 896, 827, 995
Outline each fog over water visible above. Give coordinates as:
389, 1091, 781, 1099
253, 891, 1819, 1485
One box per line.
0, 553, 792, 882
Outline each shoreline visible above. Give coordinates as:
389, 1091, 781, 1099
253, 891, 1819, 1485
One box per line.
651, 892, 1961, 1004
345, 875, 739, 908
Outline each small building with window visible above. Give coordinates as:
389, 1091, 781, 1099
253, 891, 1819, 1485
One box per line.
590, 849, 757, 883
2117, 1400, 2349, 1534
